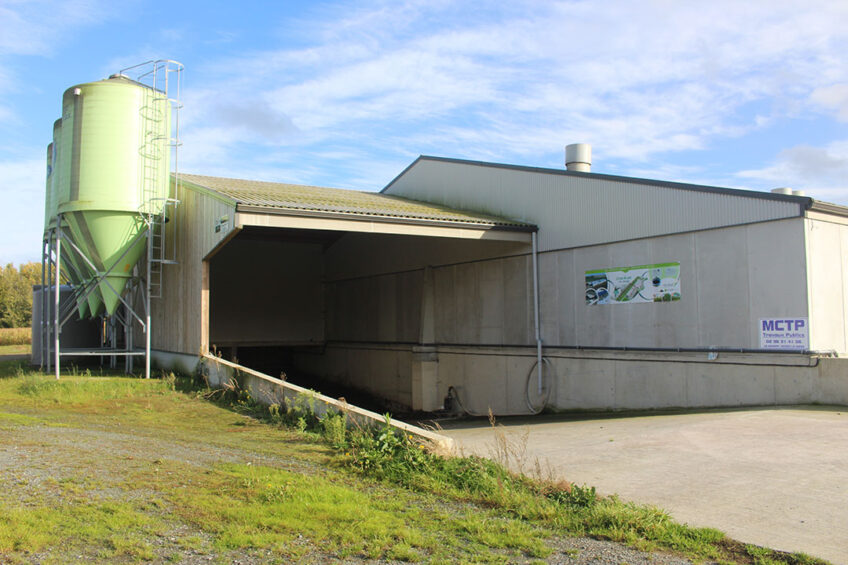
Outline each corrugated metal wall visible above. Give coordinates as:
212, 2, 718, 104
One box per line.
386, 159, 804, 252
805, 218, 848, 353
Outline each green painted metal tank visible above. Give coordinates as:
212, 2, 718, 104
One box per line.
55, 75, 171, 316
45, 119, 61, 231
46, 133, 90, 320
45, 142, 54, 230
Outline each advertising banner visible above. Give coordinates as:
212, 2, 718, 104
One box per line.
585, 262, 681, 305
759, 318, 808, 350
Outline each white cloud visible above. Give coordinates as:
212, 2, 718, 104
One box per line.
0, 0, 116, 110
811, 84, 848, 122
0, 0, 107, 55
736, 141, 848, 204
175, 0, 848, 186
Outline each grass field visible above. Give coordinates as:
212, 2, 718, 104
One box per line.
0, 327, 30, 347
0, 360, 829, 565
0, 343, 30, 356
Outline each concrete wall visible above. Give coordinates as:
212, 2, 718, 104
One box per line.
326, 270, 423, 343
434, 346, 848, 414
428, 218, 808, 350
209, 237, 324, 346
292, 344, 415, 408
200, 355, 454, 450
805, 217, 848, 354
432, 255, 534, 346
293, 342, 848, 414
294, 217, 823, 414
324, 231, 526, 280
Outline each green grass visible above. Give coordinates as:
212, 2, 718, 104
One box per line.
0, 343, 30, 356
0, 361, 831, 565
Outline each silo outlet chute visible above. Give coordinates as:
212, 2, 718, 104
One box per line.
39, 60, 183, 379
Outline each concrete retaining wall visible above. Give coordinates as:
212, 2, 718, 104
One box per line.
198, 354, 454, 450
292, 343, 415, 408
292, 342, 848, 415
449, 348, 848, 413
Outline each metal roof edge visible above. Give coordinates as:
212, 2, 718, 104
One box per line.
387, 155, 817, 208
236, 204, 538, 232
808, 199, 848, 218
381, 155, 426, 194
175, 174, 238, 206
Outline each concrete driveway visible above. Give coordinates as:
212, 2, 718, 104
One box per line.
438, 407, 848, 564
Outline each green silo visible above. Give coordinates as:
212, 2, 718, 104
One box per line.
46, 134, 90, 320
55, 75, 171, 316
45, 142, 54, 229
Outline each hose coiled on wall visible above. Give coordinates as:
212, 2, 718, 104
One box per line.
447, 357, 553, 417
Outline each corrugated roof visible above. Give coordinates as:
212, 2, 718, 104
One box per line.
180, 173, 531, 229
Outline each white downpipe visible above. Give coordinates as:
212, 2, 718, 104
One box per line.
532, 231, 543, 395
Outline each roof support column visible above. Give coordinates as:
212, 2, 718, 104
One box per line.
412, 266, 439, 411
200, 259, 210, 354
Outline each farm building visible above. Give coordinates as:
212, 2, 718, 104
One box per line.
148, 148, 848, 415
38, 66, 848, 415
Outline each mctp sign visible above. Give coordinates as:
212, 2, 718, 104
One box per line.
759, 318, 808, 350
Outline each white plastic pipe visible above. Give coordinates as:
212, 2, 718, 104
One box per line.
532, 231, 543, 395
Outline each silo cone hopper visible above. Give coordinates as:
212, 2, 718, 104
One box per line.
58, 250, 92, 319
64, 210, 148, 316
75, 293, 91, 319
85, 283, 105, 318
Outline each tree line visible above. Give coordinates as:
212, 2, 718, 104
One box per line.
0, 262, 43, 328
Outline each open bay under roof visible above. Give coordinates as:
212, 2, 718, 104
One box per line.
180, 173, 535, 243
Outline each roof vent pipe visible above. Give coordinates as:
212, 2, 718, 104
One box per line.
565, 143, 591, 172
771, 187, 793, 195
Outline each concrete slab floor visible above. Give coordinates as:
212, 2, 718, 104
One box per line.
437, 407, 848, 565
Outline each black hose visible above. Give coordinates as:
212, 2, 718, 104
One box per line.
446, 356, 553, 417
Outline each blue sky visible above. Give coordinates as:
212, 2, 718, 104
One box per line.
1, 0, 847, 265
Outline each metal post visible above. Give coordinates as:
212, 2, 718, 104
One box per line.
110, 317, 117, 369
40, 237, 47, 371
145, 224, 152, 379
45, 233, 52, 374
54, 231, 61, 380
125, 303, 131, 373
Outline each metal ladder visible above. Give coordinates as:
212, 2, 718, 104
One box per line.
123, 60, 184, 299
138, 88, 170, 298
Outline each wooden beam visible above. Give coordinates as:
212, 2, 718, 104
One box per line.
200, 260, 209, 355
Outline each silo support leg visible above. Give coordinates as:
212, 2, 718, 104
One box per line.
54, 234, 61, 380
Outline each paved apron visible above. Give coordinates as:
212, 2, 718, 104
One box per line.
439, 407, 848, 565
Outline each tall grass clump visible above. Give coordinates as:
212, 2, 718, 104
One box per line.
0, 327, 30, 346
